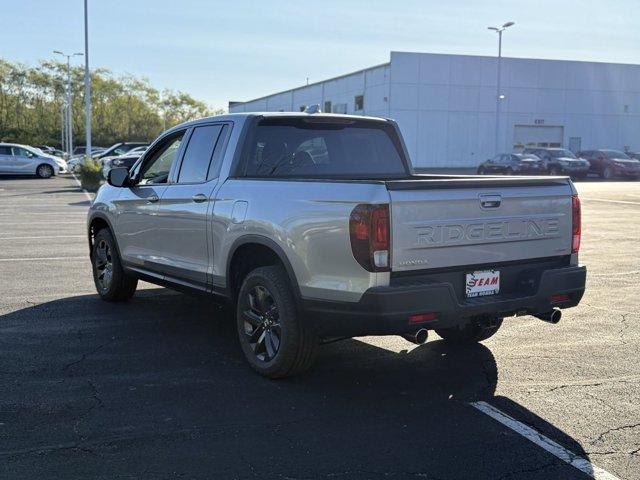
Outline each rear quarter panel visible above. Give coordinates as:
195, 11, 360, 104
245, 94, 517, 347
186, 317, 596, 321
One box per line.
213, 179, 390, 302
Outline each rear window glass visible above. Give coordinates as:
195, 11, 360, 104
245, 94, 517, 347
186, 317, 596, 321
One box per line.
243, 118, 407, 178
602, 150, 630, 159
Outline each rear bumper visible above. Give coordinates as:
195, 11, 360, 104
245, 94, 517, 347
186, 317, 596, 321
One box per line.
301, 263, 586, 337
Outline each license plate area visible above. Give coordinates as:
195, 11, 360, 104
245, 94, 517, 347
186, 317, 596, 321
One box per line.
465, 270, 500, 298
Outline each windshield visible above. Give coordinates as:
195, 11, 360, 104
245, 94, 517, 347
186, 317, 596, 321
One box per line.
244, 118, 408, 179
603, 150, 630, 159
549, 149, 577, 159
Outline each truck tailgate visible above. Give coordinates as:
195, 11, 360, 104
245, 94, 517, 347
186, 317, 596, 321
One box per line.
387, 178, 574, 272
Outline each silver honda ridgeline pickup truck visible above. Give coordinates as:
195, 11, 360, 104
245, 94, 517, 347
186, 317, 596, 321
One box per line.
88, 113, 586, 378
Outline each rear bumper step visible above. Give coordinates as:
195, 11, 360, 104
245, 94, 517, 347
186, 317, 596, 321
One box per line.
301, 265, 586, 337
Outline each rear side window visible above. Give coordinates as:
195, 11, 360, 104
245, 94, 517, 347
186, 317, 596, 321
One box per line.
0, 146, 11, 155
243, 118, 407, 178
178, 125, 223, 183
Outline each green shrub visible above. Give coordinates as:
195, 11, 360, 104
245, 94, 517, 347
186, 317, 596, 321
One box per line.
78, 160, 103, 192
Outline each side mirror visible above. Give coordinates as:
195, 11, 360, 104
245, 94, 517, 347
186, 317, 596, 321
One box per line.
107, 167, 130, 187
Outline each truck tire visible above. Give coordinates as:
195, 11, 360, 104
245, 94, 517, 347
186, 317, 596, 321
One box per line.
91, 228, 138, 301
435, 319, 502, 345
236, 265, 318, 378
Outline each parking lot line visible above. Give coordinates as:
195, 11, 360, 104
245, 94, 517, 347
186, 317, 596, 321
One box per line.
0, 235, 85, 240
0, 213, 86, 216
470, 401, 621, 480
587, 198, 640, 206
0, 256, 86, 262
70, 172, 94, 202
0, 221, 86, 227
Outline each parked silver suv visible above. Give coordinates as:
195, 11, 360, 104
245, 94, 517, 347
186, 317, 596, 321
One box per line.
88, 113, 586, 377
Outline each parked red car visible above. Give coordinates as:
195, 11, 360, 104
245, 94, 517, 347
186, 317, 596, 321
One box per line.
578, 149, 640, 180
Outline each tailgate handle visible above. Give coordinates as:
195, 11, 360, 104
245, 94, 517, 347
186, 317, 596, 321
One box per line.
479, 194, 501, 209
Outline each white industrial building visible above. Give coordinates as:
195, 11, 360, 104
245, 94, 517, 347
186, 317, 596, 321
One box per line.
229, 51, 640, 168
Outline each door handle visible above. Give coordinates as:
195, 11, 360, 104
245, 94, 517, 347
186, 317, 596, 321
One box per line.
147, 194, 159, 203
192, 193, 207, 203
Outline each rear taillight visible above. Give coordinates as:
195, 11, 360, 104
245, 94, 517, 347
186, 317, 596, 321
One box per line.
349, 204, 390, 272
572, 195, 581, 253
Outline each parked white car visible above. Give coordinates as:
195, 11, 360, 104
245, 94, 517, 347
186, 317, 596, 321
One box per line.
0, 143, 65, 178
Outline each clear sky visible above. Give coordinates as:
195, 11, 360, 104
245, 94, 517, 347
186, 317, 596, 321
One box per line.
3, 0, 639, 110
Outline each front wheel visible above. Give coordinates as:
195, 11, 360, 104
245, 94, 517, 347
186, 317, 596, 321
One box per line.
91, 228, 138, 301
36, 164, 54, 178
236, 265, 318, 378
435, 319, 502, 345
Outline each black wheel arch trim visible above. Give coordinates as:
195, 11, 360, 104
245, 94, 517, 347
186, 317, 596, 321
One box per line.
87, 213, 123, 261
226, 234, 301, 300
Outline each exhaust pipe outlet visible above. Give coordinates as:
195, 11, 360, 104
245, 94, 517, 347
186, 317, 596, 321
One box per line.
535, 309, 562, 324
401, 329, 429, 345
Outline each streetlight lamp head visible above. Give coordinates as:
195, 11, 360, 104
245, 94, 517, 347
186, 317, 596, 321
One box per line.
488, 27, 499, 31
503, 21, 515, 28
74, 52, 84, 57
53, 50, 63, 55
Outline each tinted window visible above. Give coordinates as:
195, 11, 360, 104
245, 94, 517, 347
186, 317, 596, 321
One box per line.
602, 150, 630, 159
549, 149, 577, 159
178, 125, 223, 183
0, 146, 11, 155
243, 118, 407, 178
139, 133, 184, 184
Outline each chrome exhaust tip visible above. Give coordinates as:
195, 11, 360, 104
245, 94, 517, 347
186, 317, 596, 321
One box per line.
535, 309, 562, 324
401, 328, 429, 345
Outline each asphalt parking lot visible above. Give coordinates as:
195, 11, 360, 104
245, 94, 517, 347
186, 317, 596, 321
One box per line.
1, 175, 638, 479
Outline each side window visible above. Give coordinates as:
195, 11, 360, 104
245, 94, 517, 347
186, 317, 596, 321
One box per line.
491, 155, 501, 163
138, 133, 185, 185
12, 147, 33, 157
0, 146, 12, 155
178, 125, 223, 183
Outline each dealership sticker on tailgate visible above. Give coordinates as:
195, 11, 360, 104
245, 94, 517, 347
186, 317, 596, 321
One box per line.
465, 270, 500, 298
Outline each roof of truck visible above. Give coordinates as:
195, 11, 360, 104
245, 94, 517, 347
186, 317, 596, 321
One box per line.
170, 112, 390, 132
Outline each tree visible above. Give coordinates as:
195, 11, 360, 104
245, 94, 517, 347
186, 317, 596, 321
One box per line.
0, 58, 223, 148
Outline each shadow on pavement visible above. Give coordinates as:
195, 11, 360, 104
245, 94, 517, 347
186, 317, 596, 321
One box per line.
0, 289, 594, 479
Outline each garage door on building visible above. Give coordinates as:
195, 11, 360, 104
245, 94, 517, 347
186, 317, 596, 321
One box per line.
513, 125, 564, 151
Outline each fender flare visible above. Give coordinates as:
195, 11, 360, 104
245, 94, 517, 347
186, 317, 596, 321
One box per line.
87, 213, 122, 259
226, 234, 301, 299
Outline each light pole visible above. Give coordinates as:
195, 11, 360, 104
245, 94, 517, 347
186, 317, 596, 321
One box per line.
53, 50, 83, 157
83, 0, 92, 159
488, 21, 515, 155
